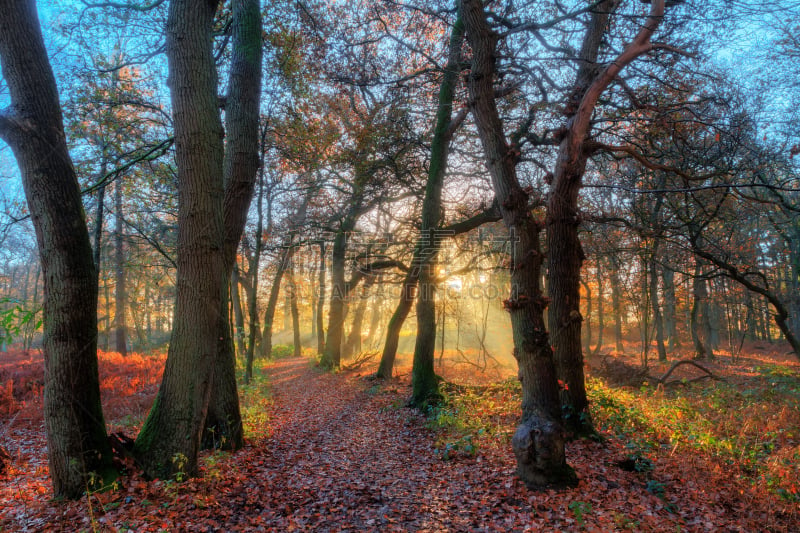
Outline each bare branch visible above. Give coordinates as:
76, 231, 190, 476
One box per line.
80, 0, 166, 12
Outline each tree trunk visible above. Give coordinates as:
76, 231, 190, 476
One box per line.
0, 0, 112, 498
231, 264, 246, 357
547, 0, 631, 438
202, 0, 262, 451
257, 191, 310, 365
321, 220, 356, 369
203, 288, 242, 450
103, 276, 111, 351
691, 262, 711, 360
610, 259, 624, 353
134, 0, 226, 479
582, 280, 592, 356
92, 160, 107, 283
364, 280, 383, 349
245, 172, 265, 383
283, 287, 291, 332
592, 261, 604, 356
343, 275, 374, 358
114, 178, 128, 356
462, 0, 575, 488
289, 262, 301, 357
257, 246, 293, 364
145, 281, 152, 342
376, 271, 418, 379
650, 253, 666, 362
409, 10, 465, 408
310, 256, 317, 339
662, 266, 678, 350
316, 241, 326, 354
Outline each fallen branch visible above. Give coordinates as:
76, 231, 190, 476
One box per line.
647, 360, 725, 387
343, 351, 377, 371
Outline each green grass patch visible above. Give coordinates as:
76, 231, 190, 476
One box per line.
239, 366, 273, 441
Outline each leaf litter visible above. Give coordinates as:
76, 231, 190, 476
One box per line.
0, 350, 798, 531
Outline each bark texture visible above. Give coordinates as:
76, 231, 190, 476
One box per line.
546, 0, 665, 436
462, 0, 575, 488
135, 0, 226, 479
409, 12, 465, 407
0, 0, 112, 499
204, 0, 262, 451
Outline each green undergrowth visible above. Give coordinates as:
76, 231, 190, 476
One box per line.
589, 364, 800, 501
239, 366, 273, 441
424, 380, 519, 461
423, 367, 800, 500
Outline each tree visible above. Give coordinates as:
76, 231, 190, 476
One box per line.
134, 0, 226, 479
546, 0, 669, 436
0, 0, 113, 498
461, 0, 576, 488
204, 0, 263, 451
409, 8, 466, 407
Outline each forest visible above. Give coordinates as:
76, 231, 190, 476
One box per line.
1, 0, 799, 530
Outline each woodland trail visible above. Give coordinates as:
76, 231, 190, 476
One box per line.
217, 357, 736, 532
233, 357, 494, 531
3, 354, 797, 531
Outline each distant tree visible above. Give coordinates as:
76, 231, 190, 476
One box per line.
0, 0, 113, 498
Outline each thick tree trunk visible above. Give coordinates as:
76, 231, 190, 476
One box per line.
549, 0, 664, 436
462, 0, 575, 488
546, 1, 627, 438
203, 0, 262, 450
0, 0, 113, 498
203, 288, 242, 450
114, 178, 128, 356
134, 0, 226, 479
322, 220, 357, 369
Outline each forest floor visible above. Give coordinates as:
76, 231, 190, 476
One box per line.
0, 346, 799, 531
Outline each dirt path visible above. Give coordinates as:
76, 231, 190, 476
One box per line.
218, 358, 679, 532
3, 355, 795, 531
230, 357, 481, 531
